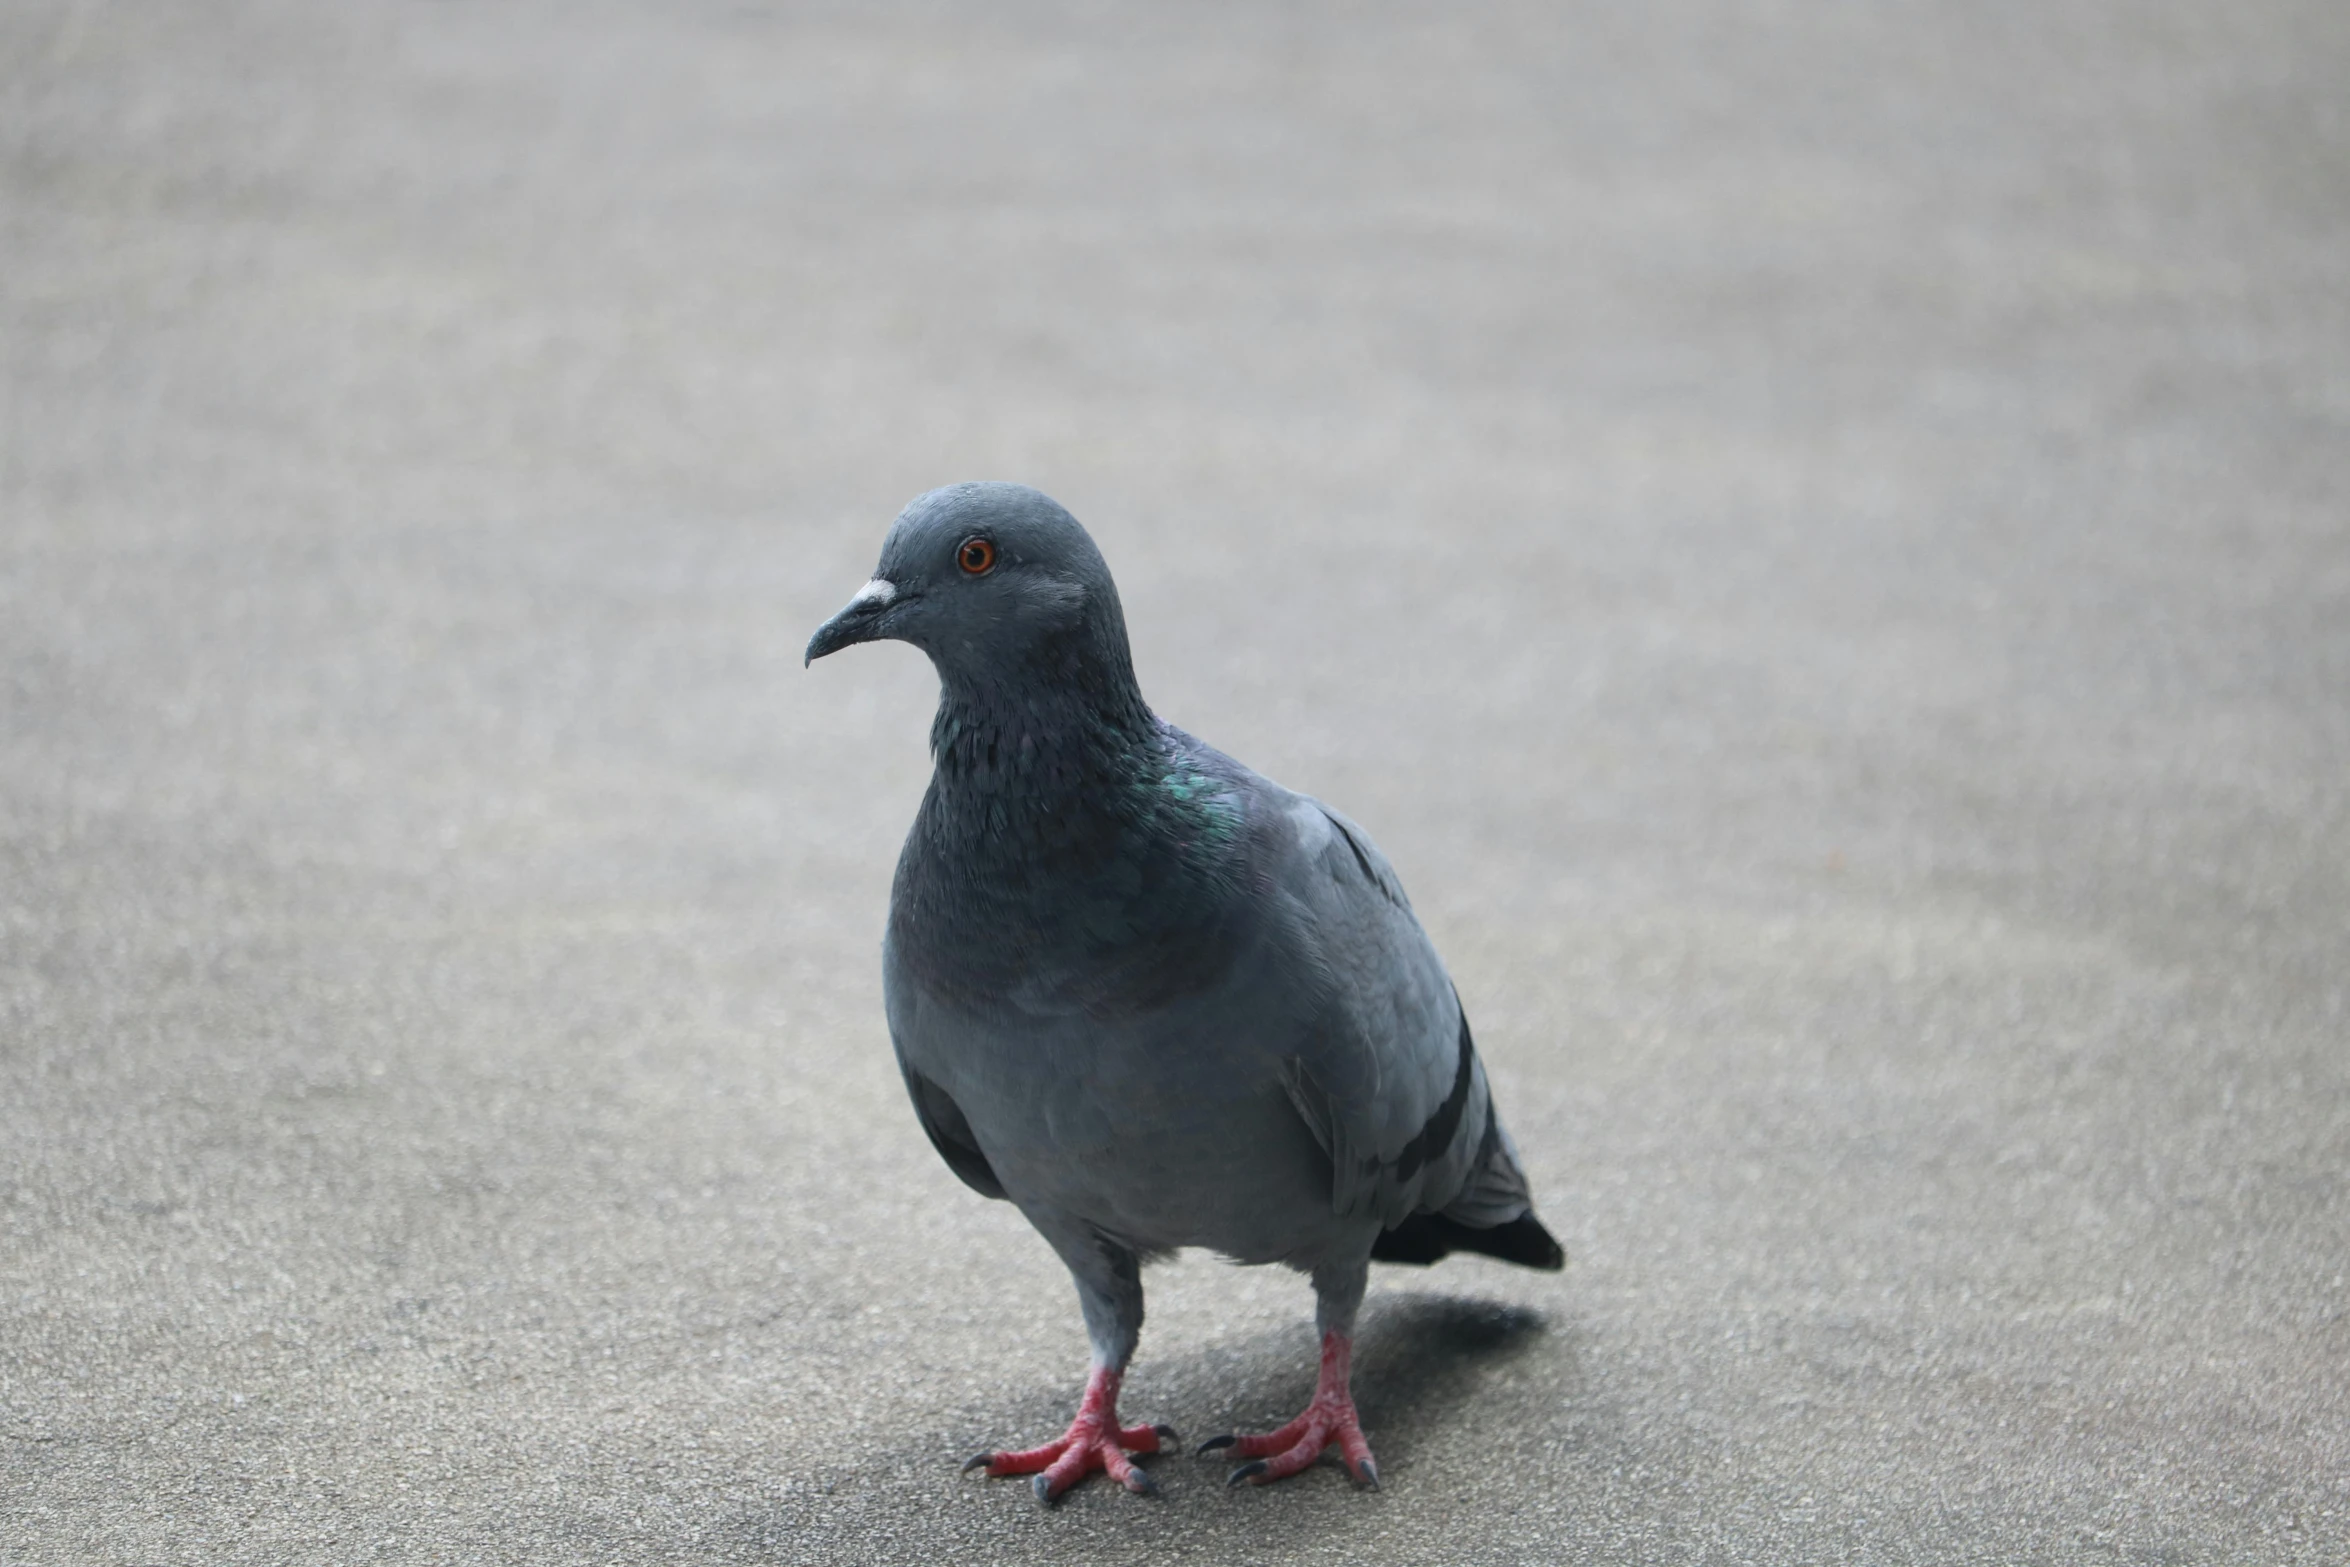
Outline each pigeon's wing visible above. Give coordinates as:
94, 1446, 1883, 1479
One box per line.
879, 926, 1008, 1201
1269, 795, 1527, 1231
899, 1060, 1008, 1201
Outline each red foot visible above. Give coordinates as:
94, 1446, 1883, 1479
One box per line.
1199, 1331, 1379, 1488
962, 1365, 1172, 1503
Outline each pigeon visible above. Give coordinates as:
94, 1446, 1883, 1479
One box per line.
805, 482, 1563, 1502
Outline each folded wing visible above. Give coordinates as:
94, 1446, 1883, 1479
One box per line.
1272, 799, 1541, 1242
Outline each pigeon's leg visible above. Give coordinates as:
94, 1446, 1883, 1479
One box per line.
962, 1224, 1171, 1504
1200, 1254, 1380, 1490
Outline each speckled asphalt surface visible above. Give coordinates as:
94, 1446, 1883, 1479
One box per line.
5, 2, 2347, 1562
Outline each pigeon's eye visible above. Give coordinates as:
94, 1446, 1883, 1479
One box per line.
957, 537, 997, 576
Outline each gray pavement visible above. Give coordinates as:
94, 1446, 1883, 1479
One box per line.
5, 1, 2347, 1562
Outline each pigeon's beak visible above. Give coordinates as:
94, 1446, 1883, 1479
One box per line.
804, 579, 902, 666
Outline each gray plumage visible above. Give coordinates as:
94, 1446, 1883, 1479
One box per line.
806, 482, 1560, 1499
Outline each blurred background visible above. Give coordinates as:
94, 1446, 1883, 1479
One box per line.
4, 1, 2345, 1562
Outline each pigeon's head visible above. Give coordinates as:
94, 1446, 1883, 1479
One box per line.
804, 483, 1135, 693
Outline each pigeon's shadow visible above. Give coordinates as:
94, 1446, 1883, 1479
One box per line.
714, 1291, 1571, 1556
1351, 1291, 1551, 1439
1161, 1289, 1557, 1477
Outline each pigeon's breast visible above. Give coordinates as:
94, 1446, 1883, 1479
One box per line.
884, 904, 1348, 1265
883, 736, 1364, 1261
888, 773, 1263, 1021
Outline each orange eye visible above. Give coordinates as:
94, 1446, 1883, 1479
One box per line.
957, 536, 997, 575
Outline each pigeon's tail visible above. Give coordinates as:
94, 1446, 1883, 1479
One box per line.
1370, 1209, 1566, 1271
1370, 1066, 1563, 1269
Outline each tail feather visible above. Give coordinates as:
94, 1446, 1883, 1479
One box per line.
1370, 1210, 1566, 1271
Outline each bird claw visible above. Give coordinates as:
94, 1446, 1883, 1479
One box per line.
1206, 1331, 1379, 1490
1214, 1446, 1381, 1491
1195, 1433, 1236, 1456
964, 1367, 1168, 1502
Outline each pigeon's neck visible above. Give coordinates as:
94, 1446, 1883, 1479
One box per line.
925, 671, 1161, 821
899, 669, 1250, 1013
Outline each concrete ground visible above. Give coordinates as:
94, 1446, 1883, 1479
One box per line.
4, 1, 2346, 1562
